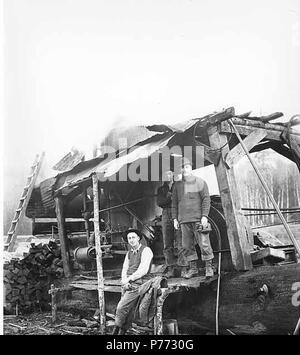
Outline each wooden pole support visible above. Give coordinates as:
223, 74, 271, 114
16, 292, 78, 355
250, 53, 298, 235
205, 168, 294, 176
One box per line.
54, 195, 72, 277
154, 288, 170, 335
48, 284, 59, 323
92, 174, 106, 334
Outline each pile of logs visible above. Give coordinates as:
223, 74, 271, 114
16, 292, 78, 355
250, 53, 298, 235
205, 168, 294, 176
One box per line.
4, 241, 64, 314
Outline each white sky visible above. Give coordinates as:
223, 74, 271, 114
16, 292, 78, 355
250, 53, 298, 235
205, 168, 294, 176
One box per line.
3, 0, 300, 168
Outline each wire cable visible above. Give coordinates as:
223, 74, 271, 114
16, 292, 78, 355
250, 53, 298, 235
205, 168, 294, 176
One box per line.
207, 215, 222, 335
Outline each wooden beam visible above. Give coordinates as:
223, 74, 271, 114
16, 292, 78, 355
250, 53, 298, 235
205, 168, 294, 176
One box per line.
220, 118, 300, 143
34, 217, 86, 223
208, 126, 253, 271
206, 107, 235, 126
257, 112, 283, 123
225, 129, 267, 168
236, 111, 252, 118
231, 117, 299, 133
221, 122, 283, 142
92, 174, 106, 334
250, 247, 285, 264
54, 196, 72, 277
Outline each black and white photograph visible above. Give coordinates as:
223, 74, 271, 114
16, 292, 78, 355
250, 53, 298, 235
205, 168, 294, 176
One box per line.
1, 0, 300, 341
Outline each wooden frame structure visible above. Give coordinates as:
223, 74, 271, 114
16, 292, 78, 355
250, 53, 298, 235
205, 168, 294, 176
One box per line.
52, 107, 300, 334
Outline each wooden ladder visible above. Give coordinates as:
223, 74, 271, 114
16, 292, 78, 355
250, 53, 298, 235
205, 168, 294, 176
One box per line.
4, 152, 45, 252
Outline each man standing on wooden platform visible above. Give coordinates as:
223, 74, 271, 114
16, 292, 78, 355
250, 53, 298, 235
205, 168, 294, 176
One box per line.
172, 157, 214, 279
112, 229, 153, 335
156, 170, 187, 278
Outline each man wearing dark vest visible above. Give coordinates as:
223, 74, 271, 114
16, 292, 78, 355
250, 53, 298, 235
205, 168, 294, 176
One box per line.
172, 157, 214, 279
112, 229, 153, 335
156, 170, 187, 278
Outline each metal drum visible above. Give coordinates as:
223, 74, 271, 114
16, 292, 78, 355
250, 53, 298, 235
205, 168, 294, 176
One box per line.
74, 246, 96, 264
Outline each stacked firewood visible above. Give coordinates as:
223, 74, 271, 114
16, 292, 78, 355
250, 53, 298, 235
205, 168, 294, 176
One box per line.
4, 241, 64, 314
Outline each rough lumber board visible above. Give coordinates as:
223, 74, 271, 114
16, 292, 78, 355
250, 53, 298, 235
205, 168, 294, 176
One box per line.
69, 275, 215, 294
167, 275, 206, 289
250, 247, 285, 264
208, 126, 253, 271
69, 282, 121, 293
225, 129, 267, 168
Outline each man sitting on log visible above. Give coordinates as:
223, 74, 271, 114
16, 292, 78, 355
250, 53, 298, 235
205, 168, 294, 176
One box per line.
112, 229, 153, 335
172, 157, 214, 279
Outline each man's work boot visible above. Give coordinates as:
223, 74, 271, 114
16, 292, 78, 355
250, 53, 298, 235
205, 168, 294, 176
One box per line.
165, 265, 176, 278
205, 259, 214, 279
182, 261, 198, 279
112, 326, 120, 335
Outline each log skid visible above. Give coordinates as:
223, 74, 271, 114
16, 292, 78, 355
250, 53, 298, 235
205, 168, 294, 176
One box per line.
199, 263, 300, 334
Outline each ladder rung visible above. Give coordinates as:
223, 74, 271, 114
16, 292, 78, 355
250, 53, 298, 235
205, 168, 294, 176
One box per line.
7, 153, 44, 247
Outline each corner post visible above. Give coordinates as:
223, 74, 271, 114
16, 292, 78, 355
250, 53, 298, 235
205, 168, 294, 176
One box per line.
208, 126, 253, 271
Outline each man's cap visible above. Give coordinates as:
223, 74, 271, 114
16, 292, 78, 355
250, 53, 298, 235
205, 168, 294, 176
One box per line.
181, 157, 192, 168
122, 228, 145, 243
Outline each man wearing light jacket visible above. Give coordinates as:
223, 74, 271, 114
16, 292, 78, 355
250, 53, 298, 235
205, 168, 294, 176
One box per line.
172, 157, 214, 279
